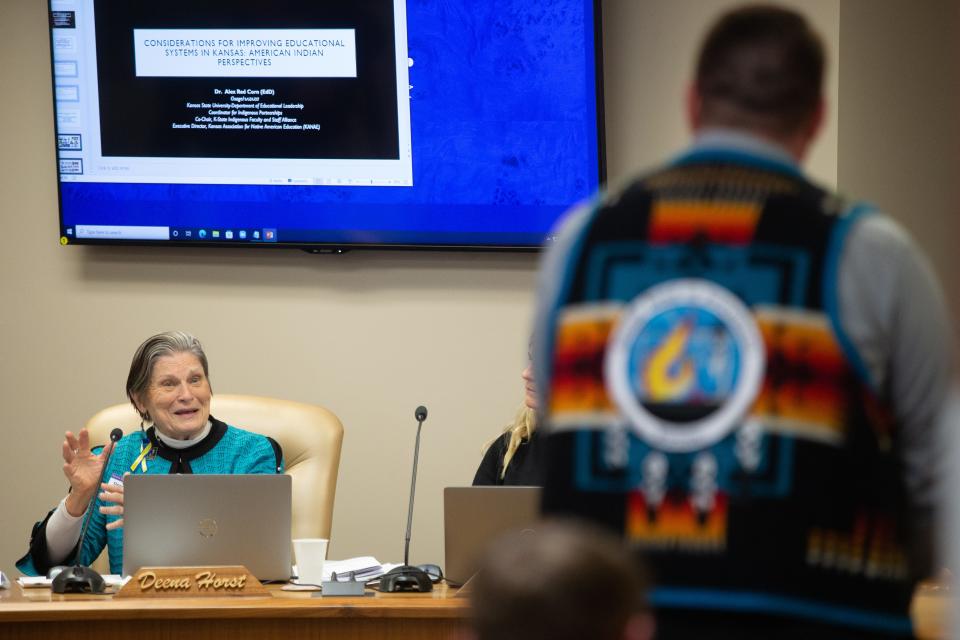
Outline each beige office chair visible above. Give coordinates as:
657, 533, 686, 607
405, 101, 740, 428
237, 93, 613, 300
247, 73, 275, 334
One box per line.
82, 394, 343, 574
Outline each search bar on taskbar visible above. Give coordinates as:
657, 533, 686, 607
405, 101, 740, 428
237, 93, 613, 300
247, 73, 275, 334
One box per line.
75, 225, 170, 240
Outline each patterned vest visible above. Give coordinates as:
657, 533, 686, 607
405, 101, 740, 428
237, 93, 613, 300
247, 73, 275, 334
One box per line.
541, 151, 915, 636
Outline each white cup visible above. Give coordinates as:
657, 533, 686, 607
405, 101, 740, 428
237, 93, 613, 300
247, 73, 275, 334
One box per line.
293, 538, 328, 585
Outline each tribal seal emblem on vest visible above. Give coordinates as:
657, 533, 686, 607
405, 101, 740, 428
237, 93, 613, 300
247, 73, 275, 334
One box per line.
605, 278, 765, 452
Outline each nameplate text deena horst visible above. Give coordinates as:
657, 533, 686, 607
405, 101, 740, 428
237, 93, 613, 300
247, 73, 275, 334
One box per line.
115, 566, 267, 598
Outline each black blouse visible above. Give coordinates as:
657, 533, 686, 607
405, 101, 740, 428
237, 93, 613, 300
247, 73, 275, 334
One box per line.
472, 429, 545, 486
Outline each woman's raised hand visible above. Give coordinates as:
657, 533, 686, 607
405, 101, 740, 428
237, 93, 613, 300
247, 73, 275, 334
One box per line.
61, 429, 111, 517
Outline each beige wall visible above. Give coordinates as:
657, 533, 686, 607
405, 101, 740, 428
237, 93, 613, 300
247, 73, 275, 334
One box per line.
837, 0, 959, 297
0, 0, 954, 573
602, 0, 840, 188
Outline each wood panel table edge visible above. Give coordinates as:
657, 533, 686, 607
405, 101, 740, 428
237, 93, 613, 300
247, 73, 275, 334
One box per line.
0, 583, 471, 640
1, 579, 949, 639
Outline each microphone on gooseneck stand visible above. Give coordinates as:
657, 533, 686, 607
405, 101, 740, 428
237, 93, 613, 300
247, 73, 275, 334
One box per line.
52, 428, 123, 594
379, 406, 436, 592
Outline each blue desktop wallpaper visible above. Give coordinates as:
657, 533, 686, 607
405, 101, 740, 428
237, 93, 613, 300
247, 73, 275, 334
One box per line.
58, 0, 601, 247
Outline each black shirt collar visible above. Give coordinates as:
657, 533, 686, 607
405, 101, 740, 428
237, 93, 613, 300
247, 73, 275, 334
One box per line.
147, 416, 228, 470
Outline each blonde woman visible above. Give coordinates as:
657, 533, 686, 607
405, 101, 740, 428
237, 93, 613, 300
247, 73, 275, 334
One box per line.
473, 362, 545, 486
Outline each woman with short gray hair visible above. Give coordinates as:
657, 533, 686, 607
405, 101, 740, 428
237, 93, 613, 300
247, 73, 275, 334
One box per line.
16, 331, 284, 578
126, 330, 210, 422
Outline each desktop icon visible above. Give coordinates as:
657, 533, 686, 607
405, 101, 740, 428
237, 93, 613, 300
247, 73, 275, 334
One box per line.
212, 230, 221, 238
185, 230, 192, 238
198, 229, 207, 239
172, 230, 179, 238
225, 230, 234, 240
264, 229, 277, 242
238, 230, 247, 240
252, 230, 261, 240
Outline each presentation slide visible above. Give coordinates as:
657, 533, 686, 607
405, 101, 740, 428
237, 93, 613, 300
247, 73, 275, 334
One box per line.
95, 2, 401, 160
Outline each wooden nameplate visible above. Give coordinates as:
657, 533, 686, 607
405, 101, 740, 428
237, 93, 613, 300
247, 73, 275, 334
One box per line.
116, 566, 268, 598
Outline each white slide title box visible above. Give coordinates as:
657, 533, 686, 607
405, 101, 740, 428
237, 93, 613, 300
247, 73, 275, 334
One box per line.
134, 29, 357, 78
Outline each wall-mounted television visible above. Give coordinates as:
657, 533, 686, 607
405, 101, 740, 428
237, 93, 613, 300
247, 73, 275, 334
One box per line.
48, 0, 604, 251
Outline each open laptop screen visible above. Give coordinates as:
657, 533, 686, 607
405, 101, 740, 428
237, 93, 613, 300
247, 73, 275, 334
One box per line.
443, 486, 542, 586
123, 474, 291, 580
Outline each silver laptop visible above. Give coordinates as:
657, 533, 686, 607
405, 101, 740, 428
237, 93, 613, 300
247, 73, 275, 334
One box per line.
443, 486, 542, 586
123, 474, 292, 580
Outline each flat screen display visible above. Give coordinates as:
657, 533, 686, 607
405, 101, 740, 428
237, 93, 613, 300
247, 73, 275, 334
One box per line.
49, 0, 604, 250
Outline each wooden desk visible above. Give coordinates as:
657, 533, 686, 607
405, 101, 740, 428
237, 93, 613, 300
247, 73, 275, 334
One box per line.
0, 582, 470, 640
0, 578, 949, 639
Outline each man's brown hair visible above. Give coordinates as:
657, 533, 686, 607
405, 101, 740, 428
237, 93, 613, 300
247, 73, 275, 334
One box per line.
695, 4, 825, 135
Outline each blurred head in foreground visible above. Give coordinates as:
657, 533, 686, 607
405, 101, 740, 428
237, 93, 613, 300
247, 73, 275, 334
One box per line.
468, 520, 654, 640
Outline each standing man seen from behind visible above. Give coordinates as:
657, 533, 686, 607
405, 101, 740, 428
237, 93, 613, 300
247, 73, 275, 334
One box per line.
534, 5, 952, 639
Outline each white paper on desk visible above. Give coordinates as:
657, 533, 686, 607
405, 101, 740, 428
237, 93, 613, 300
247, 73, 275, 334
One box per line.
322, 557, 386, 582
17, 574, 127, 588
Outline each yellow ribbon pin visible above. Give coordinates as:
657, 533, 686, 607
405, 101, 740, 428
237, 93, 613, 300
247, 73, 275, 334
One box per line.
130, 442, 152, 472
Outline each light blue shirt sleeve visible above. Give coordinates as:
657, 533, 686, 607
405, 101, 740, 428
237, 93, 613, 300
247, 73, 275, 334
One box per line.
838, 213, 954, 515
